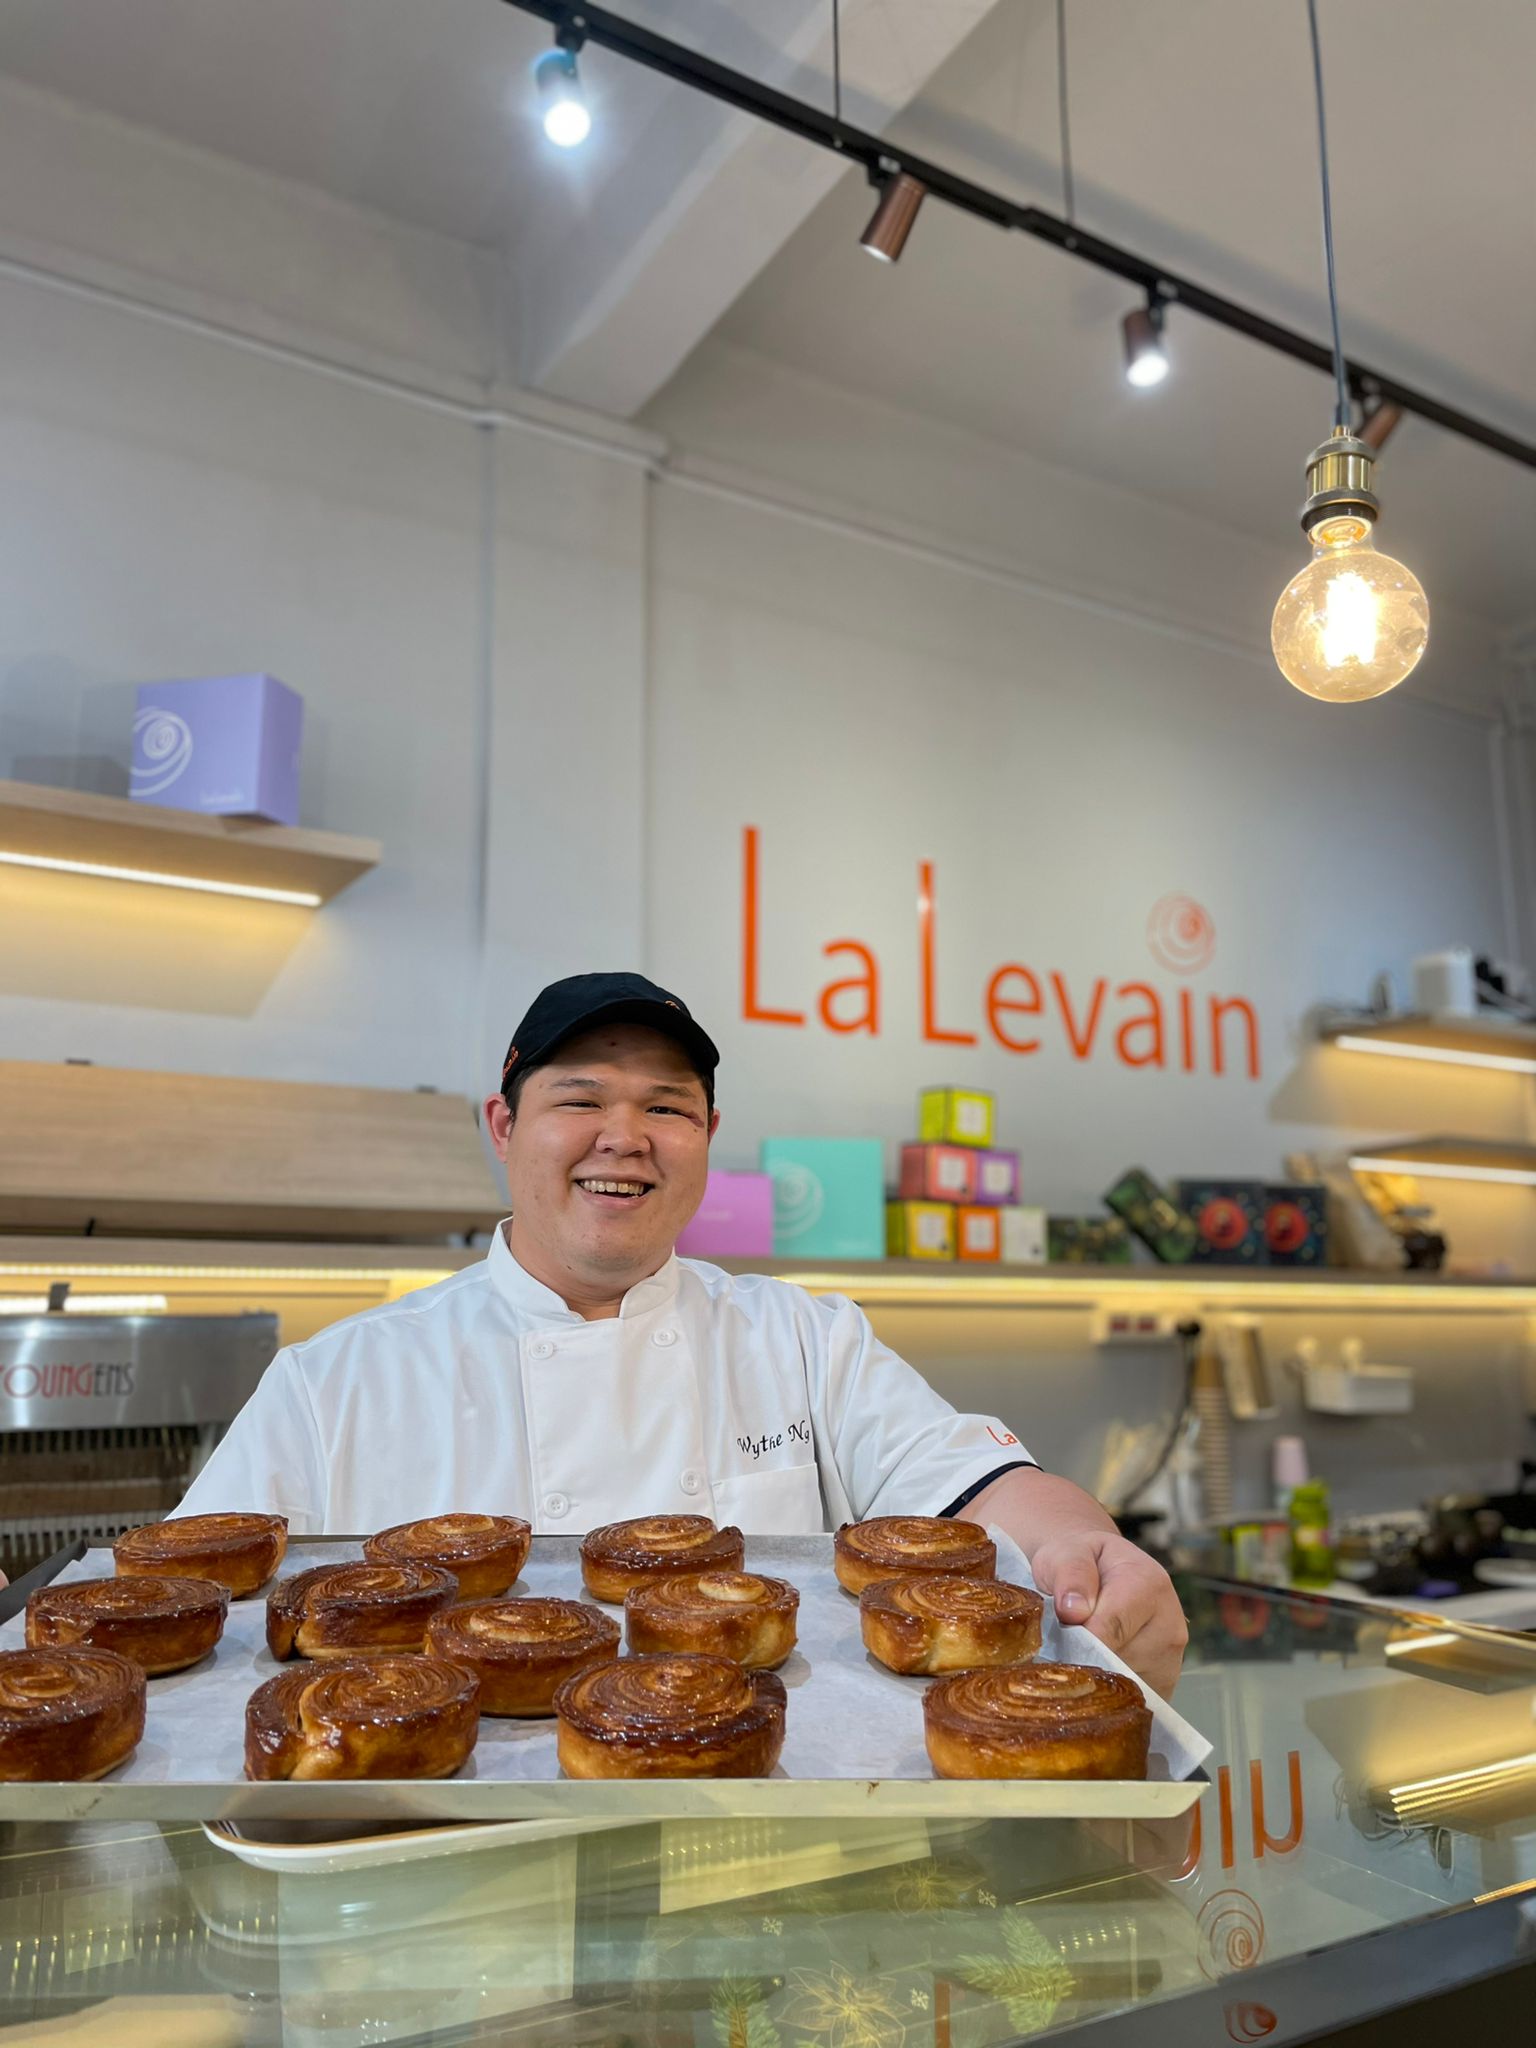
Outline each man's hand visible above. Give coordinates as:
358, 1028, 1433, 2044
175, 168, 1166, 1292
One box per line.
959, 1466, 1188, 1700
1027, 1526, 1188, 1702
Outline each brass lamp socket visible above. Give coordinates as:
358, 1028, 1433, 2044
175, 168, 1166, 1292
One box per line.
1299, 429, 1379, 545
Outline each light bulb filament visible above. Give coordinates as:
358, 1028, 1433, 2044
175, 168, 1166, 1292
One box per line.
1319, 568, 1380, 668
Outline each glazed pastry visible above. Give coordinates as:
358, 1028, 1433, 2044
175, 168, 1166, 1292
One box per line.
554, 1652, 786, 1779
114, 1513, 287, 1599
266, 1561, 456, 1661
923, 1663, 1152, 1780
0, 1647, 146, 1783
363, 1513, 532, 1600
859, 1575, 1043, 1675
833, 1516, 996, 1596
245, 1655, 480, 1781
625, 1572, 799, 1670
424, 1598, 620, 1716
27, 1575, 229, 1676
579, 1516, 745, 1604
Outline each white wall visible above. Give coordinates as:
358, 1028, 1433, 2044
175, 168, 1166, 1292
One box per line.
0, 109, 1532, 1270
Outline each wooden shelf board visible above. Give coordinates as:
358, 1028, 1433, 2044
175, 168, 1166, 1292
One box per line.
1347, 1136, 1536, 1177
1323, 1012, 1536, 1067
0, 778, 379, 905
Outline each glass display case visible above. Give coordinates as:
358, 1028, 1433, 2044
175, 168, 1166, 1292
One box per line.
1, 1576, 1533, 2044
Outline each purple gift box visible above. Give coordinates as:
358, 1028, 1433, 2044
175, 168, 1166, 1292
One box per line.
676, 1170, 776, 1259
970, 1149, 1021, 1206
131, 673, 303, 826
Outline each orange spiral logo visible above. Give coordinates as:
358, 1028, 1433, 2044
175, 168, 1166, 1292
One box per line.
1198, 1891, 1266, 1980
1147, 895, 1217, 975
1225, 2003, 1277, 2042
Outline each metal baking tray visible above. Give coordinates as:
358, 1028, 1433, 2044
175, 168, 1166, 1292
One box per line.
0, 1533, 1209, 1822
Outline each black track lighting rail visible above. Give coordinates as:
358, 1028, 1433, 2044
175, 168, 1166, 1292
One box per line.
505, 0, 1535, 472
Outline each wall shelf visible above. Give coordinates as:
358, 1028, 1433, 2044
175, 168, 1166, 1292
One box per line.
1347, 1136, 1536, 1186
1, 1242, 1533, 1314
0, 778, 380, 906
1322, 1012, 1536, 1074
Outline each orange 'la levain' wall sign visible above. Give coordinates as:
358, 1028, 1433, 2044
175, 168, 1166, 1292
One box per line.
740, 825, 1262, 1080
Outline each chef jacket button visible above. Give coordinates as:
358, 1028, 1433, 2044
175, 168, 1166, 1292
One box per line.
680, 1468, 703, 1495
529, 1338, 556, 1360
543, 1492, 570, 1519
652, 1327, 678, 1347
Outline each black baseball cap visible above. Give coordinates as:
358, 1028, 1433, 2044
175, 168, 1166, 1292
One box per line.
501, 972, 719, 1096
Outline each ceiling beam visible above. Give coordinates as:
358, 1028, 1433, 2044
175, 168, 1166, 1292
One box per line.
504, 0, 1536, 472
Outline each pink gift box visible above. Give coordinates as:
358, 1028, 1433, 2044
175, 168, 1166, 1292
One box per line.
676, 1170, 776, 1259
970, 1149, 1021, 1206
899, 1143, 976, 1203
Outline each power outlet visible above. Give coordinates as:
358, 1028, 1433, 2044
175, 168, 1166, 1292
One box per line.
1090, 1306, 1190, 1346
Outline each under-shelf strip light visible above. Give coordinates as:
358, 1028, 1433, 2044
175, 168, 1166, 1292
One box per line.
1, 1294, 169, 1315
0, 851, 320, 907
1348, 1153, 1536, 1187
1332, 1034, 1536, 1076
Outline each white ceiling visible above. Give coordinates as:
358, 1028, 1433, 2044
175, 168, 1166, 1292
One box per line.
0, 0, 1530, 624
698, 0, 1536, 627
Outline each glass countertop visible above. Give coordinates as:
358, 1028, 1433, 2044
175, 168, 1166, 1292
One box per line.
2, 1575, 1535, 2045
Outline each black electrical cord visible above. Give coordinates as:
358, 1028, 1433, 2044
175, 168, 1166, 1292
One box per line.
1306, 0, 1352, 431
1114, 1320, 1203, 1514
1056, 0, 1076, 226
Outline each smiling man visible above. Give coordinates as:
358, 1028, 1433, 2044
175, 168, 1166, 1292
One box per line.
179, 971, 1187, 1696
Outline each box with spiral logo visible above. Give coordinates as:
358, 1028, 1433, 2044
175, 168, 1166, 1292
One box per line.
131, 674, 303, 825
760, 1139, 885, 1259
1262, 1183, 1329, 1265
1177, 1180, 1267, 1264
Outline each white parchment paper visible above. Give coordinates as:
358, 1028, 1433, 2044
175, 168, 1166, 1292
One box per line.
1, 1530, 1209, 1786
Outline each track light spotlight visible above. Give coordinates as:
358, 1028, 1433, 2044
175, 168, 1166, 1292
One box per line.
1359, 399, 1404, 452
859, 171, 927, 264
1122, 299, 1169, 388
536, 44, 590, 147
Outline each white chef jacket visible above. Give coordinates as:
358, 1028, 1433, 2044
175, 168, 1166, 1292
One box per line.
176, 1223, 1034, 1536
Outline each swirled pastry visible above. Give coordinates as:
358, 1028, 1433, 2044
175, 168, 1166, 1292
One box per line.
115, 1513, 287, 1598
27, 1575, 229, 1676
424, 1598, 620, 1716
859, 1575, 1043, 1675
625, 1572, 799, 1670
554, 1653, 786, 1779
363, 1514, 531, 1600
923, 1663, 1152, 1780
580, 1516, 745, 1604
833, 1517, 996, 1596
0, 1648, 146, 1782
245, 1655, 480, 1781
266, 1561, 457, 1662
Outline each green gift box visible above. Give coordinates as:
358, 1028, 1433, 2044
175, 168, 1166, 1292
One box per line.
760, 1138, 886, 1259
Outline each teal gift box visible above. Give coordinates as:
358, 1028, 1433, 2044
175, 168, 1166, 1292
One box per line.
759, 1138, 886, 1259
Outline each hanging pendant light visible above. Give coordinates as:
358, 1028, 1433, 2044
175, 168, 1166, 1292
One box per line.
1270, 1, 1428, 703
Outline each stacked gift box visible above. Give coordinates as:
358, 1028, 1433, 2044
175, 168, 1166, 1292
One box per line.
886, 1088, 1047, 1264
1104, 1167, 1329, 1267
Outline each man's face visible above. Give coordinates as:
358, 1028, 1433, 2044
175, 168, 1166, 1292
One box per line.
486, 1024, 716, 1289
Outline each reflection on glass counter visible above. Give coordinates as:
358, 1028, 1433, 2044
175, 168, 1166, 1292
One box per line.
1, 1576, 1535, 2044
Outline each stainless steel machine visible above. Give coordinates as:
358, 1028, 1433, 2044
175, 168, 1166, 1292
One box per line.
0, 1305, 277, 1578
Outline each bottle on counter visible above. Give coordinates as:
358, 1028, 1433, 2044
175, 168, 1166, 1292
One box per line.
1289, 1479, 1335, 1590
1272, 1434, 1309, 1517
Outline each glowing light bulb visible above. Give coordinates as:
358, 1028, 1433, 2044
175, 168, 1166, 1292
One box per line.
536, 49, 590, 147
1271, 521, 1428, 702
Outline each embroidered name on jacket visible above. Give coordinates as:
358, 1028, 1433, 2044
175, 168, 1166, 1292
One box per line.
736, 1419, 812, 1461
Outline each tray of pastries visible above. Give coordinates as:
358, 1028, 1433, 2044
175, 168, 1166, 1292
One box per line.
0, 1516, 1210, 1821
